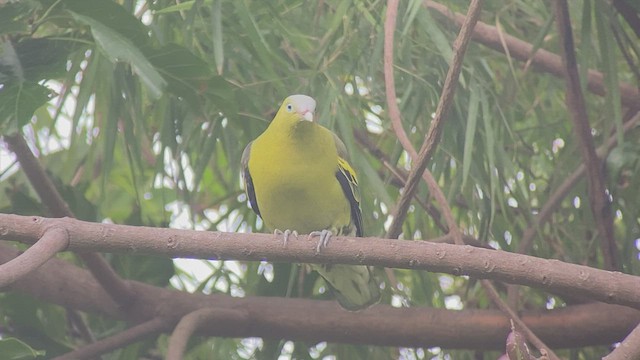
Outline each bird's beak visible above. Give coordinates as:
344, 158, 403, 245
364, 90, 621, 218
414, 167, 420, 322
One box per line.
301, 110, 314, 122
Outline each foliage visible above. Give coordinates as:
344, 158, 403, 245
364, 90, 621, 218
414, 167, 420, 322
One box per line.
1, 0, 639, 358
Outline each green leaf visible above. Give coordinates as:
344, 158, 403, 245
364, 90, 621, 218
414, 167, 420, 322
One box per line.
7, 187, 47, 216
0, 82, 53, 132
149, 44, 212, 80
145, 43, 213, 111
14, 38, 78, 82
71, 12, 167, 99
402, 0, 424, 36
0, 39, 24, 82
0, 293, 71, 357
211, 0, 224, 75
594, 1, 623, 144
606, 143, 640, 182
461, 78, 480, 190
155, 2, 195, 14
63, 0, 150, 49
0, 1, 39, 36
421, 8, 453, 63
112, 254, 175, 287
154, 0, 212, 14
0, 338, 46, 360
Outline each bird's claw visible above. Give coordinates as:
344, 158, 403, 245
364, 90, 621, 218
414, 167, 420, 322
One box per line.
309, 230, 332, 253
274, 229, 298, 247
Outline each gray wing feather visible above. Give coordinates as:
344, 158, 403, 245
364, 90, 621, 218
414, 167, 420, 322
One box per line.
241, 141, 260, 217
332, 133, 363, 237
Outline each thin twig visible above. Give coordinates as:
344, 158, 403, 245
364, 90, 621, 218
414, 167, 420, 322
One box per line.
384, 0, 483, 239
482, 280, 560, 360
383, 0, 458, 241
506, 111, 640, 308
383, 0, 468, 290
0, 227, 69, 288
3, 133, 136, 305
353, 129, 449, 233
424, 0, 640, 110
554, 0, 619, 270
166, 308, 248, 360
383, 0, 416, 159
517, 111, 640, 255
357, 132, 497, 241
66, 309, 97, 344
382, 0, 464, 248
3, 134, 73, 217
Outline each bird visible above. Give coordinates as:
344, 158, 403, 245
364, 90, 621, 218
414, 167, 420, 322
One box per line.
241, 94, 381, 310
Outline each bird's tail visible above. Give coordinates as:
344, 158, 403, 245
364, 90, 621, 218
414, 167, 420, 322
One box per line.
313, 264, 381, 311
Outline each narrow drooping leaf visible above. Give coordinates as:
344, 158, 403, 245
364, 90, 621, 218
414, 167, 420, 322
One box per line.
71, 13, 167, 99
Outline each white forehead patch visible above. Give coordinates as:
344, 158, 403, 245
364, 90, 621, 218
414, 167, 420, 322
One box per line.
287, 94, 316, 113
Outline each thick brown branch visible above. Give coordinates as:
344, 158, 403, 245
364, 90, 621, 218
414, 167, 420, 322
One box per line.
386, 0, 483, 239
0, 243, 637, 350
2, 214, 640, 309
0, 227, 68, 288
554, 0, 618, 270
425, 1, 640, 110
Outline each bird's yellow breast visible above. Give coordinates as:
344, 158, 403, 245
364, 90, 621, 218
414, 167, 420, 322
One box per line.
248, 122, 351, 234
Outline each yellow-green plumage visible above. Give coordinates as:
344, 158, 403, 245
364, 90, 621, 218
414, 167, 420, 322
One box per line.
242, 94, 380, 310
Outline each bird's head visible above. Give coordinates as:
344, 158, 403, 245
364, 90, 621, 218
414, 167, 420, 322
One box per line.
275, 94, 316, 124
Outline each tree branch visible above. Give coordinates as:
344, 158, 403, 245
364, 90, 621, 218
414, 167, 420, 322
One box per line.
3, 134, 74, 217
51, 317, 170, 360
507, 94, 639, 310
66, 308, 97, 345
167, 308, 248, 360
383, 2, 556, 352
0, 242, 637, 350
354, 130, 497, 249
0, 227, 68, 288
554, 0, 618, 270
424, 0, 640, 110
386, 0, 483, 239
481, 280, 559, 360
517, 110, 640, 255
353, 129, 449, 234
604, 322, 640, 360
382, 0, 462, 243
3, 133, 136, 305
2, 214, 640, 309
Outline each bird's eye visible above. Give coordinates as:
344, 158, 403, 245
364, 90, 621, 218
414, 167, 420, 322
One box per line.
286, 104, 293, 112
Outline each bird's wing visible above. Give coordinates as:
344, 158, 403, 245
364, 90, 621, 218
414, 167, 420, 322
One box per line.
241, 141, 261, 217
333, 133, 363, 237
